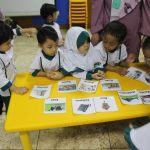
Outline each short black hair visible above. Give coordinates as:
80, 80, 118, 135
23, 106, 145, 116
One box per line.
40, 3, 57, 20
37, 26, 58, 44
0, 21, 14, 45
103, 21, 127, 43
142, 37, 150, 51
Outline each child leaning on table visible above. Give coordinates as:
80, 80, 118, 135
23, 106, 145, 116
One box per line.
62, 26, 105, 80
94, 21, 129, 76
0, 22, 28, 115
30, 26, 68, 80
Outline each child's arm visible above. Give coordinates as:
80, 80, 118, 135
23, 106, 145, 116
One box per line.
106, 65, 128, 76
118, 59, 129, 67
0, 68, 28, 95
10, 84, 28, 94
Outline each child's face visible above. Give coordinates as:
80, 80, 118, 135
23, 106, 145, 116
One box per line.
40, 39, 58, 56
143, 49, 150, 66
0, 39, 12, 52
103, 34, 120, 52
47, 11, 59, 23
78, 41, 90, 55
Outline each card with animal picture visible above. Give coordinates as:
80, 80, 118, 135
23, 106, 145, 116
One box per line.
72, 98, 96, 114
78, 79, 98, 92
100, 79, 121, 91
118, 90, 142, 105
30, 85, 51, 99
138, 90, 150, 104
44, 98, 66, 113
94, 96, 118, 112
58, 80, 77, 92
126, 67, 150, 85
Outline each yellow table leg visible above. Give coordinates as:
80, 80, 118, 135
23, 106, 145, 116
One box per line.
20, 132, 32, 150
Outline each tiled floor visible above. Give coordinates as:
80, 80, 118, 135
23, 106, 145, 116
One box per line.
0, 30, 145, 150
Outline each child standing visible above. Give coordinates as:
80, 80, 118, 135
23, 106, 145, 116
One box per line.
30, 26, 67, 80
40, 3, 63, 46
0, 22, 28, 115
62, 26, 105, 80
95, 21, 128, 76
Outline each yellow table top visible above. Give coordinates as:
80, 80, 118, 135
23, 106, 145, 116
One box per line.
5, 63, 150, 132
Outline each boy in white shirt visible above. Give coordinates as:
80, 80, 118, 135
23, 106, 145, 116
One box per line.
95, 21, 129, 76
30, 26, 67, 80
40, 3, 63, 46
0, 22, 28, 115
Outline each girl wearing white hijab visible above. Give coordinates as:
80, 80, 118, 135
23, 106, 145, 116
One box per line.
62, 27, 105, 80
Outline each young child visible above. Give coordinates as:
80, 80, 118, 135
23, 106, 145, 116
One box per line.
0, 22, 28, 115
142, 37, 150, 68
40, 3, 63, 46
94, 21, 128, 76
62, 26, 105, 80
124, 122, 150, 150
30, 26, 67, 80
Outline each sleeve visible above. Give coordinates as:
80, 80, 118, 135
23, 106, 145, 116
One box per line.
29, 54, 42, 76
0, 64, 12, 91
140, 0, 150, 36
93, 44, 106, 68
120, 44, 128, 61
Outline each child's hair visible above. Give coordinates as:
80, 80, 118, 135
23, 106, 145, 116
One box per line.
40, 3, 58, 20
0, 21, 14, 45
37, 26, 58, 44
142, 37, 150, 51
103, 21, 127, 43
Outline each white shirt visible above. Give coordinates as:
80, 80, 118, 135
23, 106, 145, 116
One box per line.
130, 122, 150, 150
30, 49, 64, 73
0, 48, 16, 96
94, 41, 127, 66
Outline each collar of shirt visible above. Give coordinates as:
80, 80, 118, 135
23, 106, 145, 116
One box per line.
42, 50, 55, 61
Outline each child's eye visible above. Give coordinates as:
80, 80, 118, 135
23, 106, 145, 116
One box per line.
48, 46, 52, 49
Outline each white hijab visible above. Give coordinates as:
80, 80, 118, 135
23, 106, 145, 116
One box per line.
62, 27, 101, 72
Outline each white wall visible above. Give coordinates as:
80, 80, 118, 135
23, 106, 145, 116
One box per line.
0, 0, 54, 16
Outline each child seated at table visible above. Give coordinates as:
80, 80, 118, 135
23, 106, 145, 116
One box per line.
30, 26, 68, 80
94, 21, 129, 76
62, 26, 105, 80
40, 3, 64, 46
0, 22, 28, 115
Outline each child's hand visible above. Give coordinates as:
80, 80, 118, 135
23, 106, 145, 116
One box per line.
10, 85, 28, 94
58, 39, 64, 47
115, 67, 128, 76
50, 71, 64, 80
92, 71, 105, 80
126, 53, 137, 63
46, 71, 53, 79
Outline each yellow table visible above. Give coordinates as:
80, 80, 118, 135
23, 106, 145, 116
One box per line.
4, 64, 150, 150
